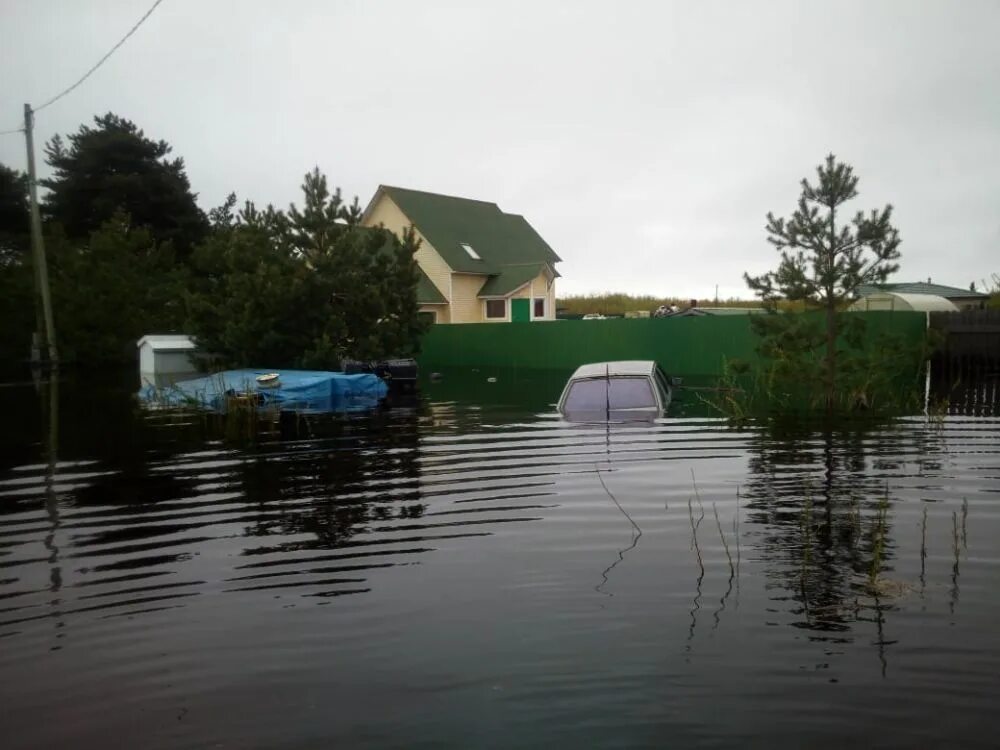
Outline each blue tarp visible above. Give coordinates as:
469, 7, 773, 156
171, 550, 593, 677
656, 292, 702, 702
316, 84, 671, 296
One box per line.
140, 369, 388, 414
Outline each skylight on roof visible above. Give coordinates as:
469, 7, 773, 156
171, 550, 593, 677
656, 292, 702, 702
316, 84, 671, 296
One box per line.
460, 242, 481, 260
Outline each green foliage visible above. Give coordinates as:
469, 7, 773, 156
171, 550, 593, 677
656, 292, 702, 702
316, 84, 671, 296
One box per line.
694, 357, 757, 424
0, 163, 30, 265
186, 168, 426, 369
745, 155, 903, 410
558, 293, 682, 316
47, 216, 189, 367
746, 155, 901, 307
0, 163, 33, 367
1, 213, 189, 368
556, 293, 772, 316
5, 110, 426, 372
981, 273, 1000, 309
185, 224, 300, 367
0, 258, 35, 368
43, 113, 208, 256
701, 313, 928, 421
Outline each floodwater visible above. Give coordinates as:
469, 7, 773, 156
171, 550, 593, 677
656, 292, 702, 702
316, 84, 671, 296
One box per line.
1, 369, 999, 749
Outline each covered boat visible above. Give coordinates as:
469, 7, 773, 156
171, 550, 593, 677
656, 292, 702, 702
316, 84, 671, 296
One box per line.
140, 369, 388, 414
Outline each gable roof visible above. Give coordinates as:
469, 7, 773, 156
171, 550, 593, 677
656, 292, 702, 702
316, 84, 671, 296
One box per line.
857, 282, 989, 300
371, 185, 561, 274
416, 266, 446, 304
478, 263, 549, 297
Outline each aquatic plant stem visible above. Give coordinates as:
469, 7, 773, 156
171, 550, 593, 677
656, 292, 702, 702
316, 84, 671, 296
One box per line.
713, 503, 734, 577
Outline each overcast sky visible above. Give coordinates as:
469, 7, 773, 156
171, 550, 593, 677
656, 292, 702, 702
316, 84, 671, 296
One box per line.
2, 0, 998, 299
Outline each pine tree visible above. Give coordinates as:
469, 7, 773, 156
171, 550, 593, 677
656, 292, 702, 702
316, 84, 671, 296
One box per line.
43, 113, 208, 256
0, 164, 34, 364
186, 169, 425, 368
0, 163, 30, 264
745, 154, 901, 409
47, 215, 189, 365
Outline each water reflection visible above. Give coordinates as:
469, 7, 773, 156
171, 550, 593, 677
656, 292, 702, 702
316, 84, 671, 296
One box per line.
734, 417, 981, 680
0, 368, 998, 748
0, 374, 565, 631
593, 465, 642, 597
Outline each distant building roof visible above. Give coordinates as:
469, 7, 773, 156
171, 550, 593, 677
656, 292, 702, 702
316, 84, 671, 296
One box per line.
850, 291, 959, 312
373, 185, 561, 276
666, 307, 766, 317
857, 282, 988, 300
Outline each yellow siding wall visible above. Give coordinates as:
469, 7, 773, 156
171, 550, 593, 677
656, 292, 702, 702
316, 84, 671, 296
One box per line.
537, 272, 556, 320
451, 274, 489, 323
363, 194, 451, 304
510, 271, 556, 319
418, 305, 450, 323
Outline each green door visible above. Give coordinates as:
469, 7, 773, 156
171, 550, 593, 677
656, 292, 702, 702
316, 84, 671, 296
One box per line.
511, 298, 530, 322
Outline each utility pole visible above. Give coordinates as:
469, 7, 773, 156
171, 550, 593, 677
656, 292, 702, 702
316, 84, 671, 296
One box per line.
23, 103, 58, 366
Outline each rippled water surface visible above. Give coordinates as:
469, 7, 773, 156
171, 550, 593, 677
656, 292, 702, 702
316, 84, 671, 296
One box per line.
1, 372, 999, 749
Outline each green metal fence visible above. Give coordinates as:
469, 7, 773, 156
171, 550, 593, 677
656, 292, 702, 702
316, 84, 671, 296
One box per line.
417, 311, 928, 377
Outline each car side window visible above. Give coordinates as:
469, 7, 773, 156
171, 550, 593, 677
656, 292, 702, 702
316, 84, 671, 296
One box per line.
607, 377, 656, 409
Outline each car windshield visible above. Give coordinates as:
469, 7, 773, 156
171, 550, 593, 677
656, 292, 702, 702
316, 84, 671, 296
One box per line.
563, 376, 656, 412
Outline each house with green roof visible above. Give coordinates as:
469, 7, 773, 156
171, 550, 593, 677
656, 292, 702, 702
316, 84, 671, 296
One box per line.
856, 280, 989, 310
361, 185, 561, 323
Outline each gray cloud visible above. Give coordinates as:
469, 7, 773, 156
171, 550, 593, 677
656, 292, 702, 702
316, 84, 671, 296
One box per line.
2, 0, 997, 299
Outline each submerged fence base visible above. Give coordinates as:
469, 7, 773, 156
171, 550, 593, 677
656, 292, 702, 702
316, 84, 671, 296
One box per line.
929, 309, 1000, 417
931, 355, 1000, 416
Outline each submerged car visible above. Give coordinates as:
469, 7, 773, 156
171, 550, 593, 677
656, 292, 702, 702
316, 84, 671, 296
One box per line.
557, 360, 672, 420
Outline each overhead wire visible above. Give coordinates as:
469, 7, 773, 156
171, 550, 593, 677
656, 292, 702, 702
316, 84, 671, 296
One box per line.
33, 0, 165, 113
3, 1, 165, 135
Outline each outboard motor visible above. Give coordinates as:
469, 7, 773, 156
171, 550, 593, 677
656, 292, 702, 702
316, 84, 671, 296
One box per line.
343, 358, 419, 396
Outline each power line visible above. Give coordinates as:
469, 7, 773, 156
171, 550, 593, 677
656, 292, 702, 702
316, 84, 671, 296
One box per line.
34, 0, 165, 113
0, 127, 24, 136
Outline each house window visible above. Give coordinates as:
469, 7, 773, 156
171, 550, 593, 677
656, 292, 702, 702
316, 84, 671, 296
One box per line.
418, 311, 436, 325
485, 299, 506, 319
460, 243, 481, 260
533, 297, 546, 318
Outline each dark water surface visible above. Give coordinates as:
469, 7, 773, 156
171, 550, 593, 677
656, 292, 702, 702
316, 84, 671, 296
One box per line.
1, 371, 999, 749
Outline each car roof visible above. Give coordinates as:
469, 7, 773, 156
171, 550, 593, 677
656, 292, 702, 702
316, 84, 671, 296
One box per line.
568, 361, 658, 379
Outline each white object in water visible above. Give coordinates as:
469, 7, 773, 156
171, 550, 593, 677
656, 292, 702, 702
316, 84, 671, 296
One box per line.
256, 373, 281, 388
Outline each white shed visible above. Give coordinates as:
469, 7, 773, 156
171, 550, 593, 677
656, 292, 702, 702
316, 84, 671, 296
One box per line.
137, 335, 199, 382
849, 292, 959, 313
